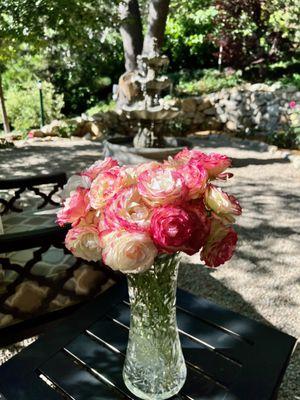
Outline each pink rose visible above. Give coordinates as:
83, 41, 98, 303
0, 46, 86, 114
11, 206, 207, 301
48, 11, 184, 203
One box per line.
104, 186, 152, 232
150, 205, 208, 255
200, 219, 237, 267
89, 167, 121, 210
289, 101, 297, 109
57, 187, 90, 226
138, 167, 187, 207
101, 230, 157, 273
175, 149, 231, 179
185, 199, 211, 242
203, 153, 231, 178
81, 157, 119, 181
177, 160, 208, 200
204, 184, 242, 224
65, 226, 102, 262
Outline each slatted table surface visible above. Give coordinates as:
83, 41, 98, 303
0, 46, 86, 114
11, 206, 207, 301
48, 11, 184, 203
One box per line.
0, 281, 296, 400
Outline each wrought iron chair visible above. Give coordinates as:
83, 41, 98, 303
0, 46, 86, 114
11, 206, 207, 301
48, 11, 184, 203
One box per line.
0, 172, 67, 216
0, 173, 118, 345
0, 226, 118, 347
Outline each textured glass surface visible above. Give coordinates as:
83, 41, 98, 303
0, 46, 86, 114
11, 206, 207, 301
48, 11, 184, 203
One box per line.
123, 253, 187, 400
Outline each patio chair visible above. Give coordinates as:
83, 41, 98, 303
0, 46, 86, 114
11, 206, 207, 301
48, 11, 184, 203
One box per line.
0, 226, 118, 347
0, 173, 119, 345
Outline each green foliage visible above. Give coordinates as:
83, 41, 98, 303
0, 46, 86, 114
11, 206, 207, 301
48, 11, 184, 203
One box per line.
279, 73, 300, 90
165, 0, 217, 69
85, 100, 116, 116
268, 105, 300, 149
173, 69, 244, 95
1, 54, 64, 131
56, 121, 78, 138
268, 129, 300, 149
4, 81, 64, 131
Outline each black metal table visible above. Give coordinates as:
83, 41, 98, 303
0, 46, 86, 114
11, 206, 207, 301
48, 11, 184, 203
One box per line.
0, 281, 296, 400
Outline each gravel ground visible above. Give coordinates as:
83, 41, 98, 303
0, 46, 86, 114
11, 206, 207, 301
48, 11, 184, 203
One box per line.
0, 136, 299, 399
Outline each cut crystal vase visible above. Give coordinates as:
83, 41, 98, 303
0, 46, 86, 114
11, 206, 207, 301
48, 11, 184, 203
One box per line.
123, 253, 187, 400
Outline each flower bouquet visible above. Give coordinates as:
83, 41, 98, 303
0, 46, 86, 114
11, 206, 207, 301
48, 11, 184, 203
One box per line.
57, 149, 242, 400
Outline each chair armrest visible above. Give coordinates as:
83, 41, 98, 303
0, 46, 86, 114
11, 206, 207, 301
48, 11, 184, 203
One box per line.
0, 225, 70, 253
0, 172, 67, 190
0, 172, 67, 214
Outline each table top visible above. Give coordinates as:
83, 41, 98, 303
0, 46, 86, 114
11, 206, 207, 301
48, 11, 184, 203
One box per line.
0, 281, 296, 400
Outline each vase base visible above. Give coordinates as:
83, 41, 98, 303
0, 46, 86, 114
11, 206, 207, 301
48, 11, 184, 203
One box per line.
123, 369, 187, 400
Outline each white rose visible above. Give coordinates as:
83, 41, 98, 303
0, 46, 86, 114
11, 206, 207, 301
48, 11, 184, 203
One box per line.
101, 230, 157, 274
65, 226, 102, 262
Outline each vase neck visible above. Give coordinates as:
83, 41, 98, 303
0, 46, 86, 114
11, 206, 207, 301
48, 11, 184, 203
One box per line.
127, 253, 180, 329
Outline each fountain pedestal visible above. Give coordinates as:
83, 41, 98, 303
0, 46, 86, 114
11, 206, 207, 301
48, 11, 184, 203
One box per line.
103, 136, 191, 165
104, 51, 191, 164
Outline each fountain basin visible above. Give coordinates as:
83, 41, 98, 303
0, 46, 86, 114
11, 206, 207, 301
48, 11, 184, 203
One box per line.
103, 136, 192, 165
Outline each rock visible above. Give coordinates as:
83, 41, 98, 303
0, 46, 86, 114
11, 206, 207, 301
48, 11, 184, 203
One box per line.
181, 98, 197, 113
207, 118, 222, 130
80, 121, 105, 138
203, 107, 216, 116
41, 119, 65, 135
268, 145, 278, 153
250, 93, 267, 106
197, 99, 212, 111
226, 120, 237, 131
286, 85, 297, 93
230, 91, 242, 102
252, 111, 262, 125
288, 155, 300, 169
193, 114, 205, 124
28, 129, 44, 138
249, 83, 269, 92
217, 112, 228, 124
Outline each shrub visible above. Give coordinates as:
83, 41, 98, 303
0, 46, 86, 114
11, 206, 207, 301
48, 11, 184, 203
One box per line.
174, 69, 244, 95
85, 100, 116, 116
4, 81, 64, 131
268, 102, 300, 149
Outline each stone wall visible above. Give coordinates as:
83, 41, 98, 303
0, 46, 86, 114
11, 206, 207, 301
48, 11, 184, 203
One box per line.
178, 83, 300, 135
29, 83, 300, 139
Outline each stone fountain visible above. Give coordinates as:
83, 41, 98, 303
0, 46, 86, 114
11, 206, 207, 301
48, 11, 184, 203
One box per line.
104, 49, 191, 164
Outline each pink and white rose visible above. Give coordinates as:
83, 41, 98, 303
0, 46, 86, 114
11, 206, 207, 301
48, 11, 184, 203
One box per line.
177, 160, 208, 200
65, 226, 102, 262
60, 174, 91, 201
138, 167, 187, 207
204, 184, 242, 224
101, 230, 157, 273
175, 148, 231, 179
57, 187, 90, 226
81, 157, 119, 181
104, 186, 152, 232
89, 168, 121, 210
200, 219, 237, 268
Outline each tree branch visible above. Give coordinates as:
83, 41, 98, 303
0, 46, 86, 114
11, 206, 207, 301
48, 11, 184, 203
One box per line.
119, 0, 144, 71
142, 0, 170, 55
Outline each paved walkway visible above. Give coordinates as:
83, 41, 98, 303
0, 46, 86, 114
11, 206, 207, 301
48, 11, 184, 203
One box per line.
0, 136, 299, 399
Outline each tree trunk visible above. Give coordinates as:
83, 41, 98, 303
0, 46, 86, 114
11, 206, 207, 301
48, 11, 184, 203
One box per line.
119, 0, 144, 71
142, 0, 170, 55
0, 74, 10, 134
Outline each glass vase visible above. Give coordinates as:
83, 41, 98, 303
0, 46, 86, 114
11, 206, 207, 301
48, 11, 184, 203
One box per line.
123, 253, 187, 400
